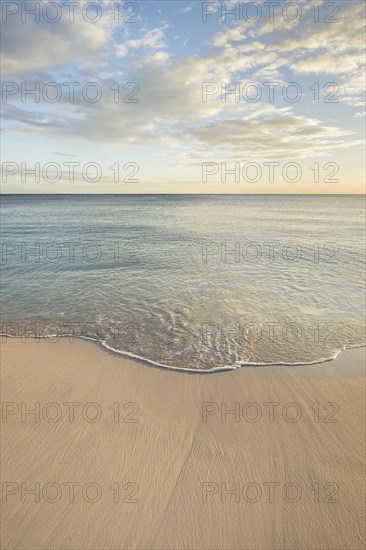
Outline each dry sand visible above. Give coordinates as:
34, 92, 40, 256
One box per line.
0, 338, 365, 550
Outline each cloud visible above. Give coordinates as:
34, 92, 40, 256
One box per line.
176, 115, 358, 161
292, 53, 364, 75
179, 4, 193, 15
1, 1, 112, 75
212, 27, 246, 47
207, 2, 365, 106
1, 0, 364, 172
116, 26, 167, 58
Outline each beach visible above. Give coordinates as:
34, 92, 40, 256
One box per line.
1, 338, 365, 550
1, 0, 365, 548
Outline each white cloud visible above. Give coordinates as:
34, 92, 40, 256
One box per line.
116, 26, 167, 58
1, 1, 112, 75
179, 4, 193, 15
2, 0, 364, 172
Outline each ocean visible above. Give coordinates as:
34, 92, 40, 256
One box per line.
1, 194, 365, 372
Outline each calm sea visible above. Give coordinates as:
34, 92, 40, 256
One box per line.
1, 195, 365, 372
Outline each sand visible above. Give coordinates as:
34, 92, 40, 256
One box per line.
0, 338, 365, 550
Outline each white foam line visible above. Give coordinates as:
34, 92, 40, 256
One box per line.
1, 332, 365, 374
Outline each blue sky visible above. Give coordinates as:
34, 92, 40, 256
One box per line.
1, 0, 365, 193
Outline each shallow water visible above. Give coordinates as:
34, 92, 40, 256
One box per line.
1, 194, 365, 371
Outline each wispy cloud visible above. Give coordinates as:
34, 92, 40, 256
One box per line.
1, 0, 364, 190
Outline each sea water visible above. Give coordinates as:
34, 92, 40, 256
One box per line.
1, 194, 364, 371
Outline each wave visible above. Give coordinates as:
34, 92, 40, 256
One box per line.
1, 331, 365, 374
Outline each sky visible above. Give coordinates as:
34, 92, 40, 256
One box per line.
1, 0, 365, 194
